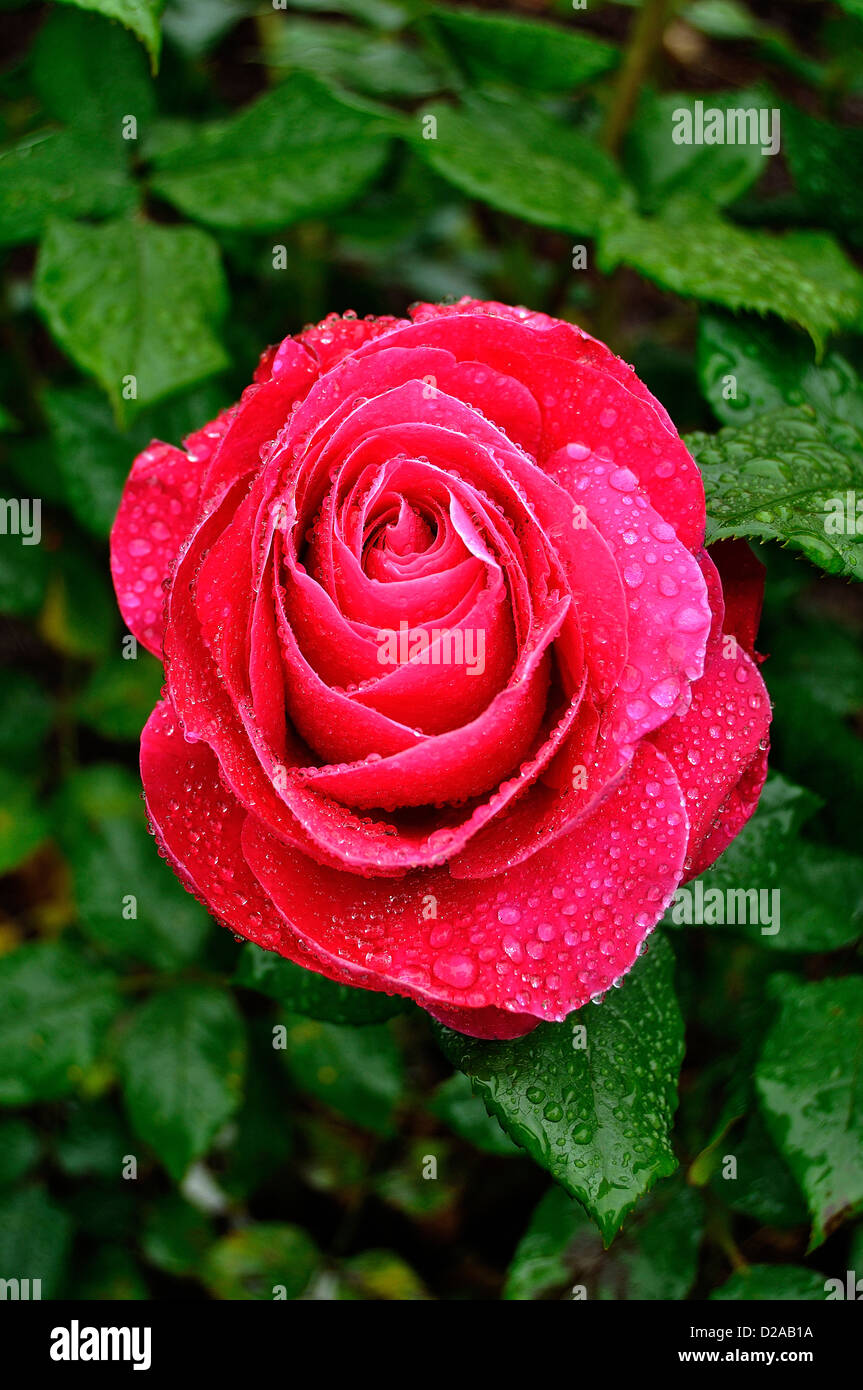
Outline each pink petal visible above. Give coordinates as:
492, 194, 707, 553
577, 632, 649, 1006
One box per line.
241, 742, 689, 1027
360, 305, 706, 549
650, 637, 771, 879
140, 700, 399, 997
449, 460, 711, 879
110, 442, 202, 657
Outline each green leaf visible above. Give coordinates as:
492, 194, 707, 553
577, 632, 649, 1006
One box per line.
67, 1182, 138, 1240
55, 1100, 132, 1179
235, 942, 407, 1025
264, 20, 444, 99
74, 649, 164, 741
297, 1114, 367, 1194
435, 934, 684, 1243
0, 672, 52, 774
687, 407, 863, 579
118, 983, 246, 1180
32, 7, 155, 135
0, 1119, 40, 1186
0, 1185, 72, 1298
0, 769, 49, 874
141, 1193, 215, 1276
0, 129, 135, 246
39, 537, 116, 658
4, 435, 66, 508
78, 1246, 149, 1299
202, 1224, 318, 1300
709, 771, 821, 871
768, 615, 863, 719
505, 1176, 702, 1301
761, 844, 863, 953
339, 1248, 431, 1300
756, 975, 863, 1247
150, 75, 393, 231
599, 198, 863, 353
282, 0, 409, 28
711, 1264, 827, 1300
55, 0, 166, 69
430, 1072, 519, 1156
676, 773, 863, 954
784, 104, 863, 249
414, 91, 626, 238
44, 382, 229, 538
374, 1137, 459, 1220
0, 943, 119, 1106
280, 1014, 404, 1135
697, 311, 863, 436
162, 0, 250, 57
764, 616, 863, 854
219, 1028, 293, 1199
711, 1112, 808, 1229
0, 526, 48, 617
55, 764, 212, 968
504, 1184, 584, 1301
34, 218, 228, 421
425, 7, 618, 91
626, 89, 768, 212
682, 0, 761, 40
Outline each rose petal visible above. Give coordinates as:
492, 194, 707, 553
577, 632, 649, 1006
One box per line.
650, 636, 771, 878
110, 442, 202, 657
140, 700, 403, 999
242, 742, 688, 1025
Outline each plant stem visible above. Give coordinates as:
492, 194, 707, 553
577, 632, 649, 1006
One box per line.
602, 0, 677, 157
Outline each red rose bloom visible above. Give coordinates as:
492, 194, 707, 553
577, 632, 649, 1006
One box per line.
111, 299, 770, 1039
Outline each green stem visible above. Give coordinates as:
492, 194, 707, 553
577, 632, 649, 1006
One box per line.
602, 0, 677, 156
705, 1192, 749, 1274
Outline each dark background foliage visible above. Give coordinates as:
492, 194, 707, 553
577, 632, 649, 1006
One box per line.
0, 0, 861, 1301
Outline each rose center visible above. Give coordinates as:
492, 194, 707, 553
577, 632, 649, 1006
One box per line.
363, 497, 437, 569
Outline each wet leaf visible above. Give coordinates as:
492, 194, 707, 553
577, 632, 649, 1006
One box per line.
600, 198, 863, 353
279, 1013, 404, 1135
202, 1224, 317, 1300
435, 934, 684, 1243
414, 91, 626, 238
756, 975, 863, 1247
118, 984, 246, 1179
0, 129, 135, 246
0, 1185, 72, 1299
430, 1072, 519, 1156
711, 1264, 827, 1299
55, 0, 166, 69
687, 407, 863, 579
626, 89, 768, 212
150, 75, 394, 231
0, 943, 119, 1106
426, 7, 618, 91
235, 942, 408, 1025
35, 218, 228, 421
505, 1176, 702, 1300
697, 311, 863, 438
